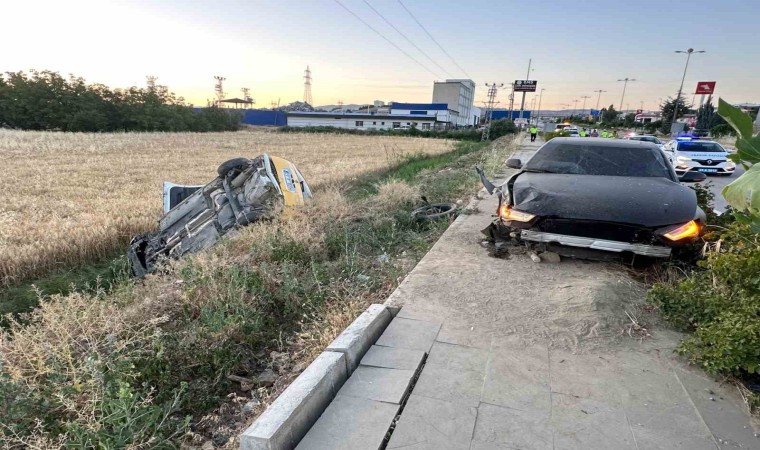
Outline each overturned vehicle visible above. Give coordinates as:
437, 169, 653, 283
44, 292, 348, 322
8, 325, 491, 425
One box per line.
478, 138, 707, 261
128, 154, 312, 277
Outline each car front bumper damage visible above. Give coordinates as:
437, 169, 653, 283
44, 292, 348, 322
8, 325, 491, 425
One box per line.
519, 230, 672, 258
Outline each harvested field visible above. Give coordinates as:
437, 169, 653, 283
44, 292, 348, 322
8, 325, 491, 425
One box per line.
0, 129, 453, 286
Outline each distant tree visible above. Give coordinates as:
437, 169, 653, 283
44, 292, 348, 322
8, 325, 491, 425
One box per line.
488, 119, 517, 140
660, 94, 692, 132
623, 113, 636, 127
601, 104, 618, 124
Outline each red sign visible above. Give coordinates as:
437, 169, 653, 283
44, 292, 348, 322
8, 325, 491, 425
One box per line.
695, 81, 716, 95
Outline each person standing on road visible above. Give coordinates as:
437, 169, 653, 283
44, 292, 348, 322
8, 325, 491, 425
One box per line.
580, 129, 587, 137
530, 125, 538, 142
601, 130, 608, 138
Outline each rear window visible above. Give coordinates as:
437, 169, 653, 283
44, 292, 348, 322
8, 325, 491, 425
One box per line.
677, 141, 725, 153
630, 136, 660, 144
524, 143, 672, 178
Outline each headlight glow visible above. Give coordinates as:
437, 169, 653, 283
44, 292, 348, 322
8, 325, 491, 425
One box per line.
676, 156, 693, 164
499, 205, 536, 222
662, 220, 700, 241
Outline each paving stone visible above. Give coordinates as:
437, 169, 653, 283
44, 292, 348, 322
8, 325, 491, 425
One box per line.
387, 395, 477, 449
411, 364, 484, 408
548, 350, 624, 407
295, 394, 398, 450
375, 317, 441, 352
471, 402, 553, 450
551, 393, 637, 450
326, 304, 391, 374
426, 341, 489, 373
481, 339, 551, 412
625, 404, 717, 450
435, 324, 492, 349
338, 365, 415, 405
359, 345, 425, 371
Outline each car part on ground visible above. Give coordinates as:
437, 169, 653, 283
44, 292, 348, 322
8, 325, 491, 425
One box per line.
128, 154, 312, 277
479, 138, 706, 262
411, 203, 458, 221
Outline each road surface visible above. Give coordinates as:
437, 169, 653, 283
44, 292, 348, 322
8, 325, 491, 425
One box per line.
706, 165, 744, 212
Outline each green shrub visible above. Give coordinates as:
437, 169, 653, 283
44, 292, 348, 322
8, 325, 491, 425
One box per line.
648, 221, 760, 375
710, 123, 735, 139
487, 119, 517, 140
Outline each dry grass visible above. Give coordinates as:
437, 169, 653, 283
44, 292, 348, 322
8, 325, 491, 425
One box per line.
0, 129, 453, 286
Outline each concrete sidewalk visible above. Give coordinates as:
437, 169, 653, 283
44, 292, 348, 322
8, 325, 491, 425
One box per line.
301, 137, 759, 449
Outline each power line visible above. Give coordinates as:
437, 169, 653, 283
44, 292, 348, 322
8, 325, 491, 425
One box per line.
334, 0, 441, 79
362, 0, 453, 78
397, 0, 471, 79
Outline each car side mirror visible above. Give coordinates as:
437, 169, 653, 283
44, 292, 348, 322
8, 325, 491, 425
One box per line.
506, 159, 522, 169
679, 171, 707, 183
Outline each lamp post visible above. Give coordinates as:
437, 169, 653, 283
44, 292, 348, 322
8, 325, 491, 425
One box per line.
536, 88, 545, 125
617, 78, 636, 111
593, 89, 607, 110
672, 48, 705, 126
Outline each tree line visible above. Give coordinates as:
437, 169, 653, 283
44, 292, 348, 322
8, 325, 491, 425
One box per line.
0, 71, 241, 132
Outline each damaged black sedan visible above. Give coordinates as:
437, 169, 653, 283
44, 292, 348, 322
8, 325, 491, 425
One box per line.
479, 138, 707, 260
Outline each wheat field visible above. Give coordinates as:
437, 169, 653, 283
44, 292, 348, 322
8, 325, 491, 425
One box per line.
0, 129, 453, 286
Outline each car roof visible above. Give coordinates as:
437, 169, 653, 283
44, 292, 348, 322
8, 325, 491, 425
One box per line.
546, 137, 659, 149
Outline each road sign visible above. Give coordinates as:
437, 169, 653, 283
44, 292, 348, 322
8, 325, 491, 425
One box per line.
590, 109, 601, 117
514, 80, 537, 92
514, 118, 529, 125
695, 81, 716, 95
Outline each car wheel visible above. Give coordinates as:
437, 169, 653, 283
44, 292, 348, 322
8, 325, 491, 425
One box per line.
217, 157, 250, 177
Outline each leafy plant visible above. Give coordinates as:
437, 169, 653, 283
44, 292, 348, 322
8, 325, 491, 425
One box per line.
717, 99, 760, 229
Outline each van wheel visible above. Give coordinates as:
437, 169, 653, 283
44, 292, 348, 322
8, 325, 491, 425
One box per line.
217, 158, 250, 177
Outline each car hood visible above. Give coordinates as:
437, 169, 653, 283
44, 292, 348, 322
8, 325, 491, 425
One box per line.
511, 173, 697, 228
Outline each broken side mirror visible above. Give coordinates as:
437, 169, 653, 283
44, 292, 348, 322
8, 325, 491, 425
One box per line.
679, 171, 707, 183
506, 159, 522, 169
475, 166, 496, 195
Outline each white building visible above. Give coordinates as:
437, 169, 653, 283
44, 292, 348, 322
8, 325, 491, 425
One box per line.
286, 111, 439, 130
432, 79, 476, 127
388, 103, 459, 129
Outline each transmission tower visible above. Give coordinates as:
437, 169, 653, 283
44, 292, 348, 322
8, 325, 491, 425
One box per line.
241, 87, 250, 100
146, 76, 157, 92
214, 76, 226, 105
303, 66, 312, 105
337, 100, 344, 112
481, 83, 503, 142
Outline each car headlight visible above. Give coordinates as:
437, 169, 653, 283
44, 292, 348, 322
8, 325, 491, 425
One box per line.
676, 156, 692, 164
499, 205, 536, 222
661, 220, 700, 241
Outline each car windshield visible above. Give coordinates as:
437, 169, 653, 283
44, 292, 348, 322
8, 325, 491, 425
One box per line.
523, 143, 672, 178
678, 141, 725, 153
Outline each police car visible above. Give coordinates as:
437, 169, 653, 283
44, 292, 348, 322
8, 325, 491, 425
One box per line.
662, 137, 736, 176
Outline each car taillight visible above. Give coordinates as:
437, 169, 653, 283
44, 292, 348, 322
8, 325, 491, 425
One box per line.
662, 220, 700, 241
499, 205, 536, 222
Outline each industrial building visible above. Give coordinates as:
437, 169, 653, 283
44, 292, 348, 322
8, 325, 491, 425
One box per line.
432, 79, 477, 127
285, 111, 439, 130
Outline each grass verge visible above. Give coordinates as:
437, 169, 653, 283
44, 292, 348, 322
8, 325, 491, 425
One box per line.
0, 135, 520, 449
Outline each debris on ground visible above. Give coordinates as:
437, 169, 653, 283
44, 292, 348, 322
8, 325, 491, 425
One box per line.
540, 251, 561, 263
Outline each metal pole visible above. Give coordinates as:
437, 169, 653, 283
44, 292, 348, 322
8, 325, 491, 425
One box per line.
594, 89, 606, 110
519, 58, 531, 120
672, 50, 692, 125
619, 79, 628, 111
580, 95, 591, 117
537, 88, 545, 125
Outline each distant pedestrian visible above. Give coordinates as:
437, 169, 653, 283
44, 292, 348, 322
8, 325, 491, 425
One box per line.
530, 125, 538, 142
601, 130, 608, 138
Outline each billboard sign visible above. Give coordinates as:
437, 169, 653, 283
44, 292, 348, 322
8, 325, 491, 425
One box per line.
695, 81, 716, 95
514, 80, 537, 92
590, 109, 601, 117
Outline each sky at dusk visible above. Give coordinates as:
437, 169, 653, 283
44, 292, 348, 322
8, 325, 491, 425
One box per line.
3, 0, 759, 111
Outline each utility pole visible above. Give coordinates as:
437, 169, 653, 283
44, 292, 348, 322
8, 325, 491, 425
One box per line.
593, 89, 607, 110
617, 78, 636, 112
536, 88, 545, 125
481, 83, 503, 141
146, 76, 157, 93
672, 48, 705, 128
572, 99, 579, 117
507, 83, 515, 121
580, 95, 591, 117
518, 58, 532, 121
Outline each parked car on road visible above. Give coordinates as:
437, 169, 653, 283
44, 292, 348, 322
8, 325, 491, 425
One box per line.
478, 138, 707, 260
662, 137, 736, 176
626, 134, 665, 151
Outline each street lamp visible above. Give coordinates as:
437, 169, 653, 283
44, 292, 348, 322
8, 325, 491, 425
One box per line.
672, 48, 706, 127
580, 95, 591, 117
617, 78, 636, 111
536, 88, 545, 124
593, 89, 607, 110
